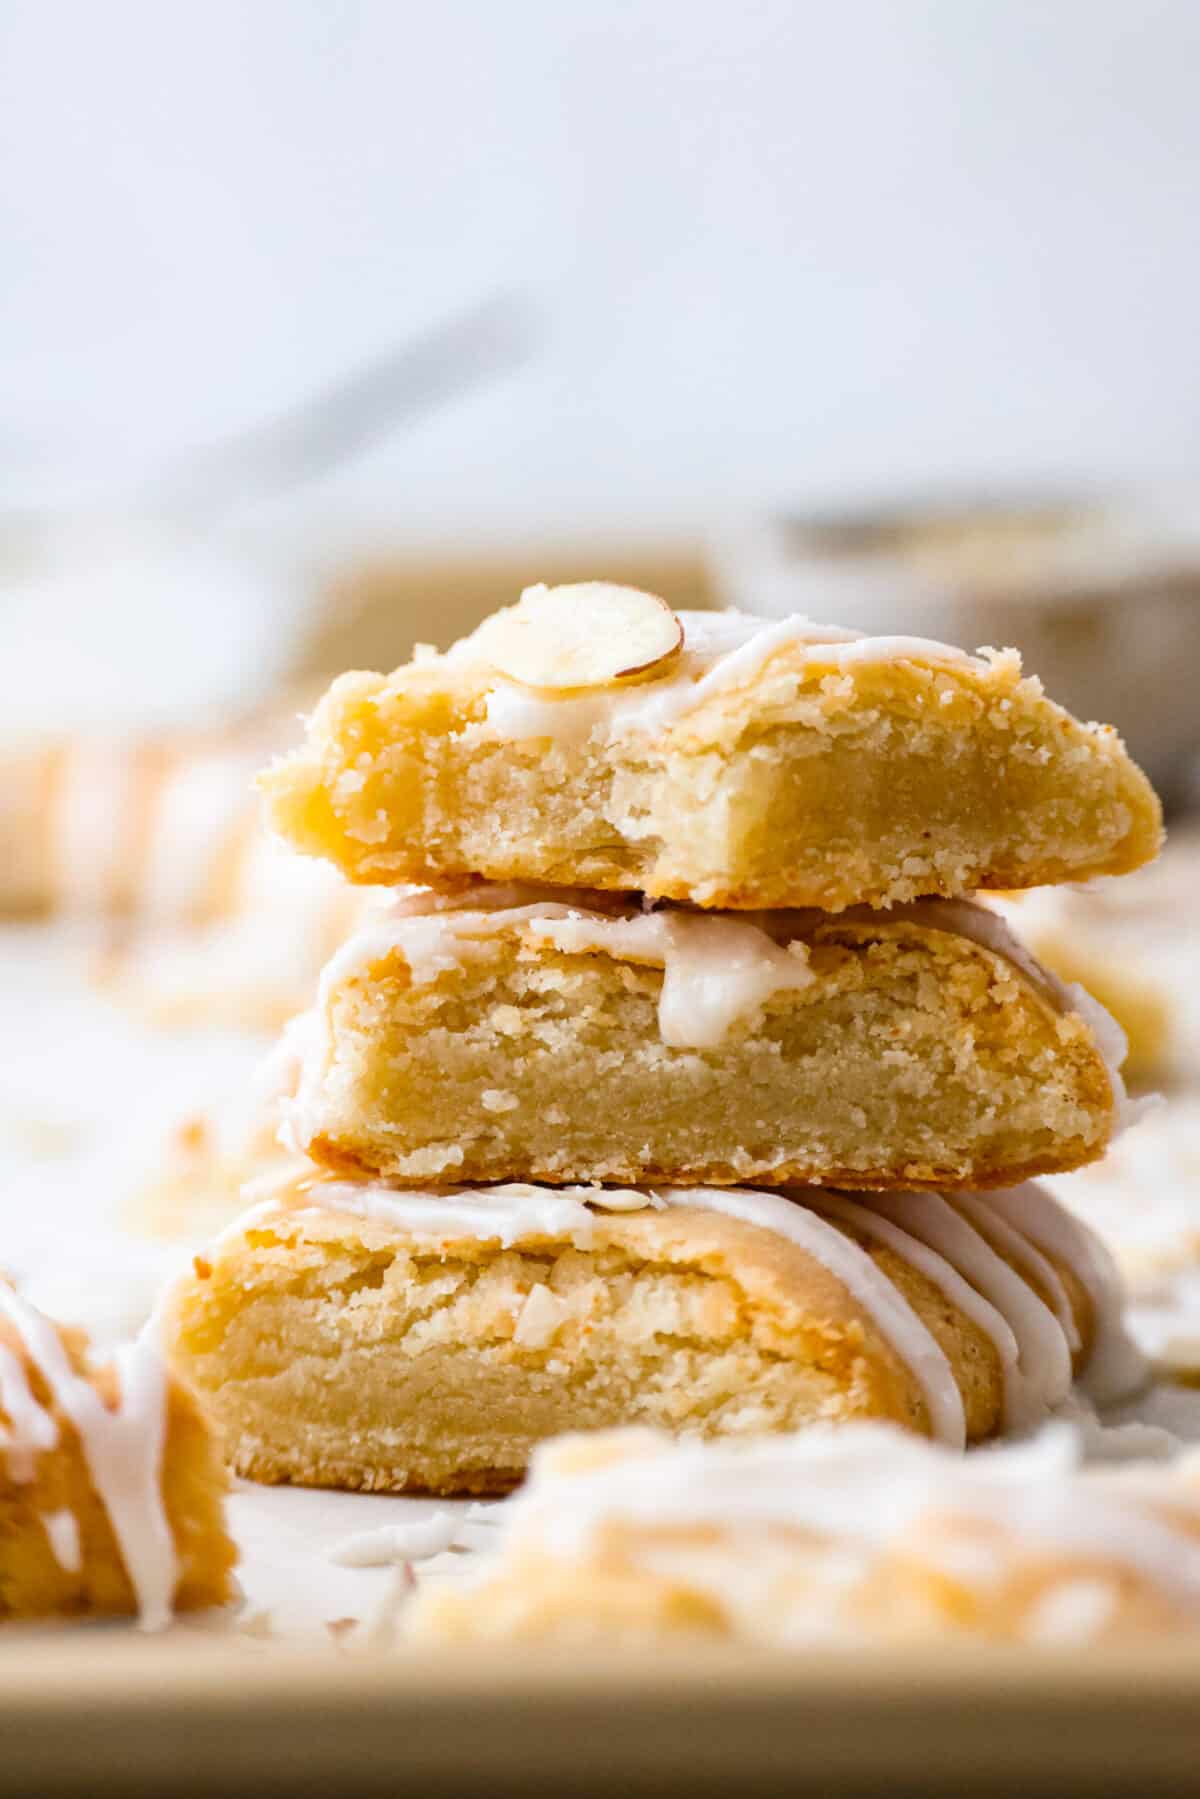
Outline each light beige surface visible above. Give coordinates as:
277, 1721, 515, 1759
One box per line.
262, 608, 1161, 910
5, 1633, 1200, 1796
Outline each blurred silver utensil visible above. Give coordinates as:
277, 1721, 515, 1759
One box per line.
148, 290, 538, 516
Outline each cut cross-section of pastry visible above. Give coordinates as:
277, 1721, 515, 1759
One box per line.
162, 1172, 1141, 1496
0, 1282, 236, 1622
407, 1422, 1200, 1647
283, 885, 1129, 1191
259, 589, 1162, 911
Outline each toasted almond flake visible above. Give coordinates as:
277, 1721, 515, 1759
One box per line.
473, 582, 684, 691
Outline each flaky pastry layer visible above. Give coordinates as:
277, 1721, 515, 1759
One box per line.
165, 1177, 1111, 1496
260, 609, 1161, 910
290, 892, 1121, 1190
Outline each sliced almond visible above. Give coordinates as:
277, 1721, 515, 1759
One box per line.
473, 582, 684, 691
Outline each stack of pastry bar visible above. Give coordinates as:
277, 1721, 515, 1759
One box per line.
166, 584, 1163, 1494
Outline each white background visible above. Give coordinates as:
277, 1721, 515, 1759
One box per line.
2, 0, 1199, 536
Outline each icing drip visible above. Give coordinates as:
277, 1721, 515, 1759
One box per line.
300, 883, 1117, 1060
0, 1287, 177, 1630
981, 1184, 1147, 1405
528, 910, 814, 1048
808, 1191, 1023, 1414
281, 1179, 965, 1447
953, 1191, 1080, 1352
469, 608, 979, 746
855, 1192, 1073, 1430
0, 1342, 59, 1482
40, 1506, 82, 1573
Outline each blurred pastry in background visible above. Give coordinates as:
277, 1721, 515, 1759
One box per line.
989, 831, 1200, 1088
0, 704, 377, 1033
713, 490, 1200, 801
0, 719, 273, 921
1048, 1099, 1200, 1381
408, 1422, 1200, 1647
99, 834, 367, 1033
0, 1280, 235, 1623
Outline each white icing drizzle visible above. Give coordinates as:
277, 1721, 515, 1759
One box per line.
953, 1191, 1080, 1352
465, 606, 979, 747
277, 1179, 965, 1447
807, 1191, 1023, 1415
283, 1180, 626, 1249
657, 1187, 966, 1446
0, 1286, 177, 1629
981, 1184, 1147, 1405
528, 910, 814, 1048
0, 1342, 59, 1482
40, 1506, 82, 1573
488, 1421, 1200, 1622
854, 1192, 1073, 1430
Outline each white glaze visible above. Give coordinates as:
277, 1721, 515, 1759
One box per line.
983, 1183, 1147, 1404
861, 1191, 1073, 1429
808, 1191, 1023, 1416
528, 909, 815, 1048
40, 1506, 82, 1573
0, 1286, 177, 1629
461, 605, 979, 746
657, 1186, 966, 1445
953, 1191, 1080, 1351
329, 1511, 462, 1567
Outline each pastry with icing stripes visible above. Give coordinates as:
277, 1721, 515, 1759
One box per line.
162, 1173, 1141, 1496
0, 1282, 236, 1622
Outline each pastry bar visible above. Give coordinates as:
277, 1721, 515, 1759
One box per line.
163, 1173, 1141, 1496
0, 1282, 236, 1623
408, 1422, 1200, 1647
284, 883, 1127, 1190
260, 585, 1161, 911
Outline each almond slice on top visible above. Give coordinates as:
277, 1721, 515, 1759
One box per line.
473, 583, 685, 691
